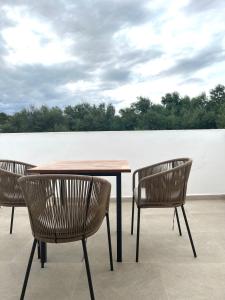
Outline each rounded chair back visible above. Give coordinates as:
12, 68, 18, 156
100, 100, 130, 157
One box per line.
0, 160, 34, 207
139, 158, 192, 207
19, 174, 111, 243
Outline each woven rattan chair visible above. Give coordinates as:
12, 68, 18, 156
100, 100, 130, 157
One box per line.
18, 174, 113, 300
0, 160, 35, 234
131, 158, 197, 262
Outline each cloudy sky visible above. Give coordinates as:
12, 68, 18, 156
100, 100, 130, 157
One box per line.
0, 0, 225, 113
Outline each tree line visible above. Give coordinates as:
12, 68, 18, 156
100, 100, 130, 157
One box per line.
0, 84, 225, 132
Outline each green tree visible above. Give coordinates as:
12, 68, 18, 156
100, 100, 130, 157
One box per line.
0, 112, 10, 132
209, 84, 225, 106
1, 84, 225, 132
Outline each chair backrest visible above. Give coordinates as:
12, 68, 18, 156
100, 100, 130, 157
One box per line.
139, 158, 192, 207
0, 160, 35, 206
18, 175, 111, 243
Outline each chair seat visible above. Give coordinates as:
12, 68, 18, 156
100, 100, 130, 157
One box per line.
34, 200, 105, 243
133, 188, 182, 208
0, 192, 25, 207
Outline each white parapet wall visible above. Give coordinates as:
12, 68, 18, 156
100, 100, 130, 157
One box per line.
0, 129, 225, 198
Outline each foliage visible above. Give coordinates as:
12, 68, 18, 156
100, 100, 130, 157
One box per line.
0, 84, 225, 132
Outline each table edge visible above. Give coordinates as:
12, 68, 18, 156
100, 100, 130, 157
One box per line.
28, 169, 131, 174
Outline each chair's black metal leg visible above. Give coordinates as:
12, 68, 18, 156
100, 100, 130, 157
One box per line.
181, 205, 197, 258
116, 173, 122, 262
82, 239, 95, 300
136, 208, 141, 262
175, 207, 182, 236
10, 206, 14, 234
131, 196, 135, 235
81, 239, 87, 262
40, 242, 47, 268
106, 213, 114, 271
37, 241, 40, 259
20, 239, 37, 300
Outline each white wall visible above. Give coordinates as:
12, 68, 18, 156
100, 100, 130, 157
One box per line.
0, 129, 225, 197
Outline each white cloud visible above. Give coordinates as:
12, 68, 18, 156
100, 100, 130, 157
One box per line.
0, 0, 225, 113
2, 5, 73, 65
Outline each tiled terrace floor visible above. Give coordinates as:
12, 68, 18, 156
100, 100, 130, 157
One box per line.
1, 199, 225, 300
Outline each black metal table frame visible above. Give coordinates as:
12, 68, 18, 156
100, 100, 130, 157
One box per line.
40, 171, 123, 264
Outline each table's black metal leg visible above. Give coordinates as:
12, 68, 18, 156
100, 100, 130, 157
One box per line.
136, 207, 141, 262
106, 212, 114, 271
60, 180, 65, 205
116, 173, 122, 262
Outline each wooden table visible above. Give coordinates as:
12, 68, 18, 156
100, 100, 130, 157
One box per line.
29, 160, 131, 262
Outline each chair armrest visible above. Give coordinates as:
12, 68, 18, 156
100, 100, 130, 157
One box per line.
132, 162, 167, 191
0, 168, 21, 179
20, 163, 36, 175
137, 170, 163, 195
132, 169, 140, 191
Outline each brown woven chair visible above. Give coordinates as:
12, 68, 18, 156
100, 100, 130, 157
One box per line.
18, 174, 113, 300
0, 160, 35, 234
131, 158, 197, 262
